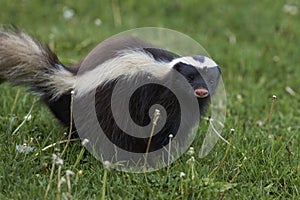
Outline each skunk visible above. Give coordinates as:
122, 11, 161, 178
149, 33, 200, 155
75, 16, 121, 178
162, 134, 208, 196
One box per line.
0, 29, 221, 159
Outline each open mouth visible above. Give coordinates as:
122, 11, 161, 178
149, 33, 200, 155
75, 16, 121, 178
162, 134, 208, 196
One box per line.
194, 88, 209, 98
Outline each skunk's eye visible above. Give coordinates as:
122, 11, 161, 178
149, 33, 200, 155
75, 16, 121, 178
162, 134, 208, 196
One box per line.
187, 74, 195, 81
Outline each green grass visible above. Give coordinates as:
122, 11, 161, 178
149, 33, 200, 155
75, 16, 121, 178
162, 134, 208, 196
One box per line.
0, 0, 299, 199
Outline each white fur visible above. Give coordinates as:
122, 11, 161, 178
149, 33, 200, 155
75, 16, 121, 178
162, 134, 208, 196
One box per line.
169, 56, 217, 69
74, 51, 218, 97
50, 67, 76, 97
75, 50, 170, 96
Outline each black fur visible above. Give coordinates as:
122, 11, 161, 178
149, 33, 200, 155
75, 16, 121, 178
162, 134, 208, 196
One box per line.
43, 93, 72, 128
43, 50, 214, 153
90, 62, 212, 153
143, 48, 177, 62
174, 62, 212, 113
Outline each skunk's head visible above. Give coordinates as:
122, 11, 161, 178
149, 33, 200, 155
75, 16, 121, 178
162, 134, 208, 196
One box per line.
170, 56, 221, 99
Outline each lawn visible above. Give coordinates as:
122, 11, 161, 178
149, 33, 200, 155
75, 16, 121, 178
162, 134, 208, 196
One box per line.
0, 0, 299, 199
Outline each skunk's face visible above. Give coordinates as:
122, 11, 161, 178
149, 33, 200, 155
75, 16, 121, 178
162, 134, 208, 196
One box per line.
171, 56, 221, 99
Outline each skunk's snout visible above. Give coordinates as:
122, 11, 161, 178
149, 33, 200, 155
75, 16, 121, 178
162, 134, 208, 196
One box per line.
194, 88, 209, 98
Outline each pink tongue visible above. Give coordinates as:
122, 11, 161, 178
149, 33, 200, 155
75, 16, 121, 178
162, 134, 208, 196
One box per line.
194, 88, 209, 98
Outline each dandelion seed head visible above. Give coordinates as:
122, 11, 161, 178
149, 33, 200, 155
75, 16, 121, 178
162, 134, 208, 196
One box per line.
63, 7, 75, 20
187, 147, 195, 156
66, 170, 75, 176
55, 157, 64, 166
94, 18, 102, 26
103, 160, 111, 169
154, 109, 160, 116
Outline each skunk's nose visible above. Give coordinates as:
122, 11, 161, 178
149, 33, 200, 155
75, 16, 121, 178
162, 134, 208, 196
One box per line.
194, 88, 209, 98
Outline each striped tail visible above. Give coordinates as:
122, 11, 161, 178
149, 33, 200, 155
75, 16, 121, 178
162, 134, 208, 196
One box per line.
0, 28, 75, 98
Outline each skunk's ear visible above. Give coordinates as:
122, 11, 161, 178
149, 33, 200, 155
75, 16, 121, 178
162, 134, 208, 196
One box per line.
172, 62, 184, 72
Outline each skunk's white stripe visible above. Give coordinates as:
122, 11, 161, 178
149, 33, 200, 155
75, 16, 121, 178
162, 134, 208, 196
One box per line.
75, 50, 170, 96
74, 51, 218, 97
169, 56, 218, 69
49, 67, 76, 97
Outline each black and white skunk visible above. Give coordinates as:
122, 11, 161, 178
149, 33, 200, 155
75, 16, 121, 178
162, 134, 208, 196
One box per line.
0, 29, 221, 159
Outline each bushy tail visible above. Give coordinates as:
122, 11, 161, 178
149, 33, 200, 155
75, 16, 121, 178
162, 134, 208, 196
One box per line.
0, 28, 75, 98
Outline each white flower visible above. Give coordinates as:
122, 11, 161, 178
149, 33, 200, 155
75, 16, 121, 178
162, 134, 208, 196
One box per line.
63, 7, 75, 20
283, 4, 298, 15
179, 172, 186, 178
94, 18, 102, 26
